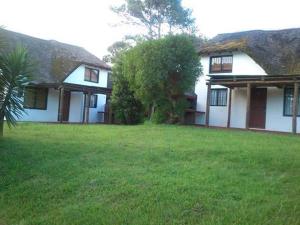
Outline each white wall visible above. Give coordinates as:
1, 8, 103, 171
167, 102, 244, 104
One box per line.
68, 92, 84, 123
19, 88, 59, 122
88, 94, 106, 123
68, 92, 106, 123
265, 87, 300, 133
63, 65, 108, 88
196, 82, 300, 133
230, 88, 247, 129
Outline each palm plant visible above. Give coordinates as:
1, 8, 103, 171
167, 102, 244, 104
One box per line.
0, 46, 32, 137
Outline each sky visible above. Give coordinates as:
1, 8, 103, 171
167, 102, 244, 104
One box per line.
0, 0, 299, 59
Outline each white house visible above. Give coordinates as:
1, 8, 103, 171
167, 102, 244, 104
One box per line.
2, 29, 112, 123
195, 28, 300, 134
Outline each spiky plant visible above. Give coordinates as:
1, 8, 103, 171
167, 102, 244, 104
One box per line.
0, 45, 32, 137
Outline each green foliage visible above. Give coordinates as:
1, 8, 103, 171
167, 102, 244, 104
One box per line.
121, 34, 201, 123
0, 27, 6, 51
0, 45, 32, 136
111, 0, 196, 39
111, 54, 144, 124
1, 123, 300, 224
102, 40, 132, 64
102, 35, 146, 64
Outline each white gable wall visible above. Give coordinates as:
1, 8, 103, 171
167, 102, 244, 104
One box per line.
63, 65, 108, 88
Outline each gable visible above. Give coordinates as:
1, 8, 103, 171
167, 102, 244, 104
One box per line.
199, 28, 300, 75
63, 65, 108, 88
201, 51, 267, 76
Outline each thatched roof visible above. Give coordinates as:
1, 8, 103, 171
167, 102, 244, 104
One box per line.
0, 29, 111, 84
199, 28, 300, 75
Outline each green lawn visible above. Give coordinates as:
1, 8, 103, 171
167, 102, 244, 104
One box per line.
0, 123, 299, 225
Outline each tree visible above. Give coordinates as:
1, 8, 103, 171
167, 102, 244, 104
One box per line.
103, 40, 132, 64
102, 35, 146, 64
0, 46, 32, 137
111, 0, 196, 39
121, 34, 201, 123
110, 53, 144, 124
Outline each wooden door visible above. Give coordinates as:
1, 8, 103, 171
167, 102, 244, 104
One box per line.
249, 88, 267, 129
62, 91, 71, 122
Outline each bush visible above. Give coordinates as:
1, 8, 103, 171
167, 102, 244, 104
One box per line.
111, 54, 144, 124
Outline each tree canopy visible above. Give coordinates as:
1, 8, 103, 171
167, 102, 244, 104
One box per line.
111, 0, 196, 39
111, 34, 201, 124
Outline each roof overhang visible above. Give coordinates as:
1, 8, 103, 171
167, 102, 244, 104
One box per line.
27, 82, 112, 95
61, 83, 112, 95
207, 74, 300, 88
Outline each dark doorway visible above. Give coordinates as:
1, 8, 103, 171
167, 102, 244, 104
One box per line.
62, 91, 71, 122
249, 88, 267, 129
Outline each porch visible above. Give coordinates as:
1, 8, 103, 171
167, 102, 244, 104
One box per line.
205, 75, 300, 134
57, 83, 112, 124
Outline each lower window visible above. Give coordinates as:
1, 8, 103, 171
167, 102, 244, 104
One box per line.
24, 87, 48, 110
210, 89, 227, 106
89, 95, 98, 108
283, 88, 300, 116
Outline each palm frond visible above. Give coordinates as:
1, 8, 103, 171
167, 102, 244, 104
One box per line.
0, 45, 32, 127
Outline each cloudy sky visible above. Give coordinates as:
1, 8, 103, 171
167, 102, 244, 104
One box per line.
1, 0, 299, 59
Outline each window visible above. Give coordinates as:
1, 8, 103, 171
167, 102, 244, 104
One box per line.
24, 87, 48, 110
210, 89, 227, 106
88, 95, 98, 108
210, 55, 233, 73
283, 88, 300, 116
84, 67, 99, 83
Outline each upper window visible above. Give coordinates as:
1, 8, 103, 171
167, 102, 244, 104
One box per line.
84, 67, 99, 83
210, 55, 233, 73
89, 95, 98, 108
283, 88, 300, 116
24, 87, 48, 110
210, 89, 227, 106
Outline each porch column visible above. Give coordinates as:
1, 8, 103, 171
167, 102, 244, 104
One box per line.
108, 95, 113, 124
292, 82, 299, 134
245, 83, 251, 129
227, 88, 232, 128
58, 87, 64, 123
205, 83, 211, 127
85, 92, 91, 124
82, 92, 86, 123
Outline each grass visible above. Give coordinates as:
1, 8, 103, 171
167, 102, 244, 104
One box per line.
0, 123, 300, 225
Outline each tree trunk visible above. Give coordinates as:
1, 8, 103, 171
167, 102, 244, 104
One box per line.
158, 23, 161, 39
0, 120, 4, 137
169, 24, 172, 34
150, 102, 156, 119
